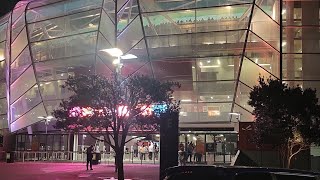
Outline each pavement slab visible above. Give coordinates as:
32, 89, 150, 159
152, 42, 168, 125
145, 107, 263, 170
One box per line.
0, 162, 159, 180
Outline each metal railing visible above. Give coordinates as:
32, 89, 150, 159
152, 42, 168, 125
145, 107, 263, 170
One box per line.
12, 151, 160, 164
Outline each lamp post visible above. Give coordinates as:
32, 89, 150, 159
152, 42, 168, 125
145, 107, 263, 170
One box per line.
100, 48, 137, 73
37, 116, 54, 134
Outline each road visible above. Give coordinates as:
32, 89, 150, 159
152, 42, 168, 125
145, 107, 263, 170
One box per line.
0, 162, 159, 180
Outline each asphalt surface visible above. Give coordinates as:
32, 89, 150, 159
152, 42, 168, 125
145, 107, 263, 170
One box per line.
0, 162, 159, 180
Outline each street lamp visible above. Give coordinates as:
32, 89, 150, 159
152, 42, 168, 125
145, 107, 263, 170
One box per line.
100, 48, 137, 73
38, 116, 54, 134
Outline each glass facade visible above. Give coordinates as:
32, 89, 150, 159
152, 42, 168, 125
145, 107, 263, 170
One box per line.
0, 0, 317, 134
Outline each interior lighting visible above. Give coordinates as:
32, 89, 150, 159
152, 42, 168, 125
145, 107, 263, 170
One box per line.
192, 66, 195, 69
156, 134, 160, 137
200, 65, 220, 68
45, 82, 51, 85
0, 55, 4, 61
228, 64, 234, 67
199, 62, 203, 66
226, 6, 232, 9
187, 134, 190, 137
229, 112, 241, 116
227, 96, 230, 99
282, 10, 286, 15
193, 136, 197, 141
121, 54, 137, 59
282, 42, 287, 46
100, 48, 123, 57
207, 60, 211, 63
88, 23, 96, 28
181, 99, 192, 102
258, 63, 271, 66
255, 58, 258, 63
210, 97, 213, 99
217, 59, 221, 65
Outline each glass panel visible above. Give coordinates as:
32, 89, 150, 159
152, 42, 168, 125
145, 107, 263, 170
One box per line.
40, 80, 73, 100
147, 30, 246, 59
255, 0, 280, 23
197, 81, 235, 103
179, 103, 199, 123
235, 82, 253, 112
239, 56, 275, 88
10, 47, 32, 83
35, 54, 95, 81
11, 28, 28, 61
173, 81, 197, 103
121, 61, 148, 77
282, 54, 302, 80
0, 114, 8, 129
100, 10, 115, 46
195, 4, 252, 33
152, 59, 196, 81
117, 0, 139, 33
0, 98, 7, 114
231, 104, 254, 122
103, 0, 116, 23
130, 62, 153, 77
140, 0, 253, 13
0, 42, 5, 62
196, 56, 240, 81
11, 85, 42, 121
10, 103, 47, 132
198, 103, 232, 122
0, 23, 7, 42
142, 9, 196, 36
44, 100, 61, 114
95, 56, 113, 78
117, 0, 129, 12
12, 6, 25, 23
12, 14, 26, 41
28, 0, 65, 9
96, 33, 114, 69
0, 61, 5, 80
250, 5, 280, 50
196, 0, 253, 8
31, 31, 97, 62
117, 17, 143, 53
173, 81, 234, 103
28, 9, 101, 42
245, 32, 280, 78
0, 83, 6, 98
122, 39, 148, 62
10, 66, 37, 103
26, 0, 103, 23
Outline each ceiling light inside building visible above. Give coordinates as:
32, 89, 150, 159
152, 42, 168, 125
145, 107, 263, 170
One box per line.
181, 99, 192, 102
217, 59, 221, 65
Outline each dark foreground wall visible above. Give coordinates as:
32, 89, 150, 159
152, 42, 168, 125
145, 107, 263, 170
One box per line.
235, 150, 311, 170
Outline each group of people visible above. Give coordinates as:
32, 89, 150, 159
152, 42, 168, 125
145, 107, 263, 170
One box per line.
133, 142, 159, 161
178, 141, 205, 166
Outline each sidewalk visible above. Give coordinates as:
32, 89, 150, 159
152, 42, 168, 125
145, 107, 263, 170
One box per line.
0, 162, 159, 180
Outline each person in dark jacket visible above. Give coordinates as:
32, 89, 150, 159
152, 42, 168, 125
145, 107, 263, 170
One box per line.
86, 145, 94, 170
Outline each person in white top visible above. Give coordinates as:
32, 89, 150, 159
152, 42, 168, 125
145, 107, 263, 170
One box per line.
148, 142, 154, 160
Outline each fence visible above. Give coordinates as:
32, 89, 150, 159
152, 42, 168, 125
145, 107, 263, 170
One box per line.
11, 151, 160, 164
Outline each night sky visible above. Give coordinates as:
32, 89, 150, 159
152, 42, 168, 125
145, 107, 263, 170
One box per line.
0, 0, 20, 17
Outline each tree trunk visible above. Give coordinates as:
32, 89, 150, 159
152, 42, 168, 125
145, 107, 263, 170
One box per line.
287, 156, 292, 169
115, 149, 125, 180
